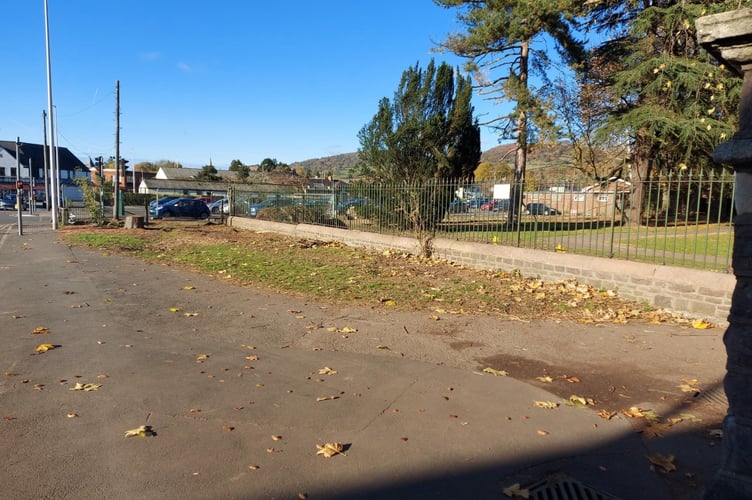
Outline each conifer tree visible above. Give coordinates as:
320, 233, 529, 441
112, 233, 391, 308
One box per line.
587, 0, 744, 223
435, 0, 584, 220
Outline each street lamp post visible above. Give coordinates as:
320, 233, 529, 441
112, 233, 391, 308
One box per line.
697, 8, 752, 499
43, 0, 59, 229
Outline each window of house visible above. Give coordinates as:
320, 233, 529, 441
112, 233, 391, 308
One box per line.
573, 194, 585, 202
10, 167, 16, 177
0, 167, 5, 176
598, 194, 609, 203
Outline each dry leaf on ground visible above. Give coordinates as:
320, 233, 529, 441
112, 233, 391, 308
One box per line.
483, 367, 508, 376
316, 442, 346, 458
318, 367, 337, 375
69, 383, 102, 392
124, 425, 156, 437
32, 326, 50, 335
502, 482, 530, 498
35, 343, 56, 353
647, 453, 677, 473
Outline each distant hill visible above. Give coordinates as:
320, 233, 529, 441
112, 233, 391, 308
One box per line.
290, 142, 576, 179
290, 153, 361, 179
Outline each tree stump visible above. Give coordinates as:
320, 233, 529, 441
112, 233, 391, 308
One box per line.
124, 216, 145, 229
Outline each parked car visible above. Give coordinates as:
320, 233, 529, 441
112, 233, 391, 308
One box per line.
480, 199, 510, 212
448, 199, 469, 213
0, 193, 26, 210
466, 197, 490, 209
247, 198, 297, 217
150, 197, 210, 219
525, 203, 561, 216
209, 198, 230, 214
149, 196, 180, 210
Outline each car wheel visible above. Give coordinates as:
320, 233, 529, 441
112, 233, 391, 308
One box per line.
199, 211, 210, 220
162, 211, 173, 218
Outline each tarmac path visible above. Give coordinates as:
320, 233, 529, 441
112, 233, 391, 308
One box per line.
0, 212, 728, 499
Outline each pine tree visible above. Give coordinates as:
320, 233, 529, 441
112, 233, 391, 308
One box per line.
587, 0, 745, 224
435, 0, 584, 219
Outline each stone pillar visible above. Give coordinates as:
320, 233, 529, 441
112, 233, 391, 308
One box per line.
697, 8, 752, 499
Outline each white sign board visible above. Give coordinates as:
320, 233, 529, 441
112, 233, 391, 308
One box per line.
492, 184, 511, 200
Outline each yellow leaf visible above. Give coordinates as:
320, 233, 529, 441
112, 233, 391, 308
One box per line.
169, 307, 181, 312
316, 442, 346, 458
271, 435, 283, 441
692, 318, 711, 329
647, 453, 676, 473
183, 312, 199, 317
182, 286, 195, 290
534, 401, 559, 409
597, 410, 617, 420
32, 326, 50, 335
318, 367, 337, 375
35, 343, 56, 353
196, 354, 209, 362
483, 367, 508, 377
376, 344, 390, 350
568, 395, 594, 407
69, 383, 102, 392
622, 407, 646, 418
502, 483, 530, 498
537, 429, 549, 436
340, 327, 357, 334
124, 425, 156, 438
536, 376, 553, 383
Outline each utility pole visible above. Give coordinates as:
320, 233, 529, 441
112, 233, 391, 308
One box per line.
15, 138, 23, 236
42, 110, 50, 210
44, 0, 59, 229
114, 80, 121, 220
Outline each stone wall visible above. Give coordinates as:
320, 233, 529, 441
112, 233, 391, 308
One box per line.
228, 216, 734, 324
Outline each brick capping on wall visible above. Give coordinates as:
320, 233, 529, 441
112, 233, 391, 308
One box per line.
228, 216, 735, 325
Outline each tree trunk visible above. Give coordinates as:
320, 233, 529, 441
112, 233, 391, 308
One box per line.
509, 39, 529, 225
626, 132, 652, 226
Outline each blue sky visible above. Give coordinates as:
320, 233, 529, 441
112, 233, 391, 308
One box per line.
0, 1, 504, 169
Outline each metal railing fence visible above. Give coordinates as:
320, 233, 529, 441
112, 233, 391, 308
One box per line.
232, 170, 735, 272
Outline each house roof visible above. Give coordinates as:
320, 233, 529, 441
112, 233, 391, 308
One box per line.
0, 140, 86, 172
156, 167, 240, 181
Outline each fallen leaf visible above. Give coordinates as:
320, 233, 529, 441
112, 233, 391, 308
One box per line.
32, 326, 50, 335
196, 354, 209, 362
483, 367, 508, 376
597, 410, 617, 420
182, 286, 195, 290
318, 367, 337, 375
248, 465, 259, 470
124, 425, 156, 437
502, 483, 530, 498
647, 453, 676, 473
680, 413, 703, 423
316, 442, 346, 458
245, 355, 259, 361
69, 383, 102, 392
537, 429, 549, 436
622, 407, 646, 418
169, 307, 181, 312
535, 376, 553, 383
271, 435, 283, 441
316, 396, 338, 402
35, 343, 56, 353
534, 401, 559, 409
223, 426, 235, 432
376, 344, 390, 350
568, 395, 594, 407
692, 318, 712, 329
67, 413, 78, 418
183, 312, 199, 317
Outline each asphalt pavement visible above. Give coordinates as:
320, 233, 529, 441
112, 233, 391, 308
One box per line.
0, 211, 725, 499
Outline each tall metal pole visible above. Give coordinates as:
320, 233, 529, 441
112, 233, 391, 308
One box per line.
42, 110, 49, 210
43, 0, 58, 229
15, 138, 23, 236
114, 80, 120, 220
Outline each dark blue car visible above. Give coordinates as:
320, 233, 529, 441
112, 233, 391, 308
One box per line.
150, 197, 210, 219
